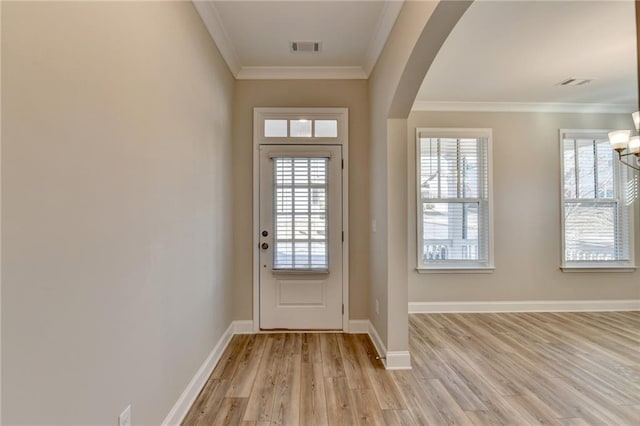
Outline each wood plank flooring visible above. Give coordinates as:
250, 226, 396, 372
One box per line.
183, 312, 640, 425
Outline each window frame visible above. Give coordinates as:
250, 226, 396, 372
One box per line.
415, 128, 495, 273
559, 129, 636, 272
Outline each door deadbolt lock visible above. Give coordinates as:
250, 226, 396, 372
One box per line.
262, 230, 268, 237
261, 242, 269, 250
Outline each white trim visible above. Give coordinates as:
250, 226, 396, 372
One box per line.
348, 320, 370, 334
408, 300, 640, 314
192, 1, 241, 76
385, 352, 412, 370
253, 108, 349, 332
252, 112, 261, 332
560, 266, 637, 273
342, 128, 350, 333
161, 322, 235, 426
367, 321, 386, 364
416, 267, 495, 274
233, 320, 255, 334
236, 66, 367, 80
411, 101, 637, 114
367, 321, 412, 370
362, 0, 404, 75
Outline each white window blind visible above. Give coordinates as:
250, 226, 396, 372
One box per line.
417, 131, 491, 269
561, 132, 634, 267
273, 157, 329, 270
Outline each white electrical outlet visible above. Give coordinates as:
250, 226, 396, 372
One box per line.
119, 405, 131, 426
375, 299, 379, 315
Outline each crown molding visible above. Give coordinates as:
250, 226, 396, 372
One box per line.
362, 0, 404, 76
192, 1, 241, 76
412, 101, 637, 114
236, 66, 368, 80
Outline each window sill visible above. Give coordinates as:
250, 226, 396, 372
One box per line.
560, 265, 637, 273
416, 267, 495, 274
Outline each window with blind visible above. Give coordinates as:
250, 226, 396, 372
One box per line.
273, 157, 329, 271
560, 130, 635, 269
416, 129, 493, 270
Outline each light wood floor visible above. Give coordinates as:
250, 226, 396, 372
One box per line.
183, 312, 640, 425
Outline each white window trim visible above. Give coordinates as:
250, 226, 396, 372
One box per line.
560, 265, 637, 273
415, 128, 495, 273
253, 107, 349, 332
416, 266, 496, 274
559, 129, 636, 272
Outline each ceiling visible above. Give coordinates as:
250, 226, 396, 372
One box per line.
194, 0, 403, 79
195, 0, 638, 112
415, 0, 638, 113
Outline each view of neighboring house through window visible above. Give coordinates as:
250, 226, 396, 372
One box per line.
561, 130, 635, 268
416, 129, 492, 270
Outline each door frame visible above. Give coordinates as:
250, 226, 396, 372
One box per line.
252, 107, 349, 332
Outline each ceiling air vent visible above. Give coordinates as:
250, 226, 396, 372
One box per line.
290, 41, 321, 53
557, 77, 593, 86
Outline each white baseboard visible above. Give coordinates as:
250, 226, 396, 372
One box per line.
367, 321, 386, 364
348, 319, 370, 333
409, 299, 640, 314
385, 351, 412, 370
366, 321, 412, 370
233, 320, 255, 334
161, 322, 234, 426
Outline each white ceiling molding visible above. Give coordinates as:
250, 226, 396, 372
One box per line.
362, 0, 404, 76
411, 101, 637, 114
192, 1, 241, 76
236, 66, 368, 80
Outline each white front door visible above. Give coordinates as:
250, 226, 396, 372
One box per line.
259, 145, 343, 330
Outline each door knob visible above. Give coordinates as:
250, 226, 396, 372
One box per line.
261, 242, 269, 250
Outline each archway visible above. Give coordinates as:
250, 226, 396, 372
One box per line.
367, 0, 473, 367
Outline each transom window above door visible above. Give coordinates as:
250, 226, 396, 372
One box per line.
265, 119, 338, 138
256, 109, 346, 143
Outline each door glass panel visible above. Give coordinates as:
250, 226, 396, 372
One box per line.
264, 119, 288, 137
274, 158, 328, 270
314, 120, 338, 137
290, 120, 312, 137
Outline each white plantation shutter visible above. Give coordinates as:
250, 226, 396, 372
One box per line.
561, 131, 634, 266
273, 157, 329, 271
417, 130, 492, 268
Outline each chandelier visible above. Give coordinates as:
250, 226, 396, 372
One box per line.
609, 111, 640, 170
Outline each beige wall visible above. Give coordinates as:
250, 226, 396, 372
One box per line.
408, 111, 640, 303
232, 80, 370, 320
2, 2, 235, 424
